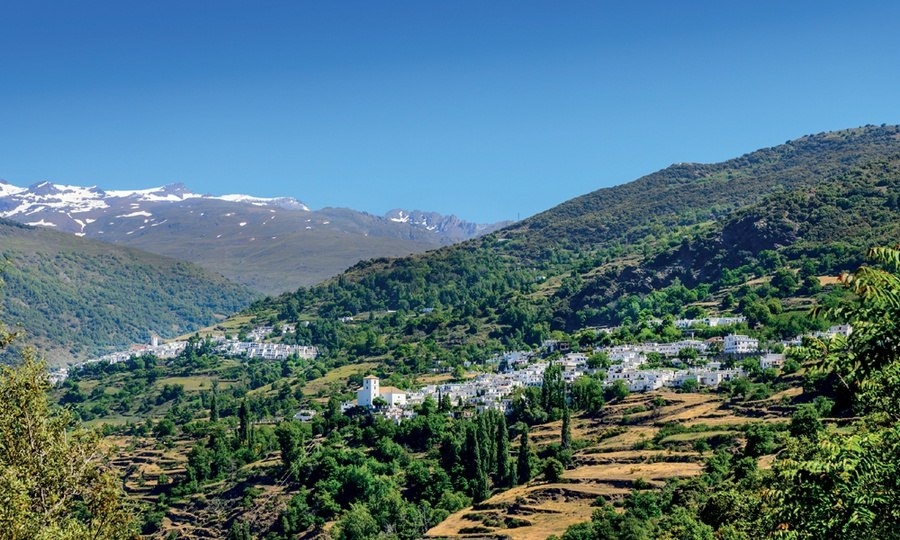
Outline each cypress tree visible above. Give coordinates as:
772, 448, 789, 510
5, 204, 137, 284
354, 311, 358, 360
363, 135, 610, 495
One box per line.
209, 379, 220, 422
561, 400, 572, 450
209, 392, 219, 422
517, 429, 532, 485
496, 413, 510, 487
472, 443, 489, 502
541, 362, 565, 417
479, 413, 494, 476
465, 423, 489, 501
463, 423, 480, 480
238, 400, 252, 446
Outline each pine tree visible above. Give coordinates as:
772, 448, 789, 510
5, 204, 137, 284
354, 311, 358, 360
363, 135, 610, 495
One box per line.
228, 519, 252, 540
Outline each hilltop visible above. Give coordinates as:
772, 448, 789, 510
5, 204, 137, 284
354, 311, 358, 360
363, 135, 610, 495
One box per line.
251, 125, 900, 351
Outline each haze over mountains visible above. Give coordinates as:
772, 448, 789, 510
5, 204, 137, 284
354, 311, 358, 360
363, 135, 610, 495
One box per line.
0, 181, 507, 293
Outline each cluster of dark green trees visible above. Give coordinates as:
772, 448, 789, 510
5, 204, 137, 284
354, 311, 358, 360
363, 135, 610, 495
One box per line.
234, 399, 543, 539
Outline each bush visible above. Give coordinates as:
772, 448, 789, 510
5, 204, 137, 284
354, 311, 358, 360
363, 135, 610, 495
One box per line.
543, 457, 565, 483
781, 358, 801, 374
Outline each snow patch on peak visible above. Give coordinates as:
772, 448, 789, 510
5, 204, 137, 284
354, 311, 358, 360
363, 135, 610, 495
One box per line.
107, 184, 200, 202
26, 219, 57, 227
0, 181, 25, 197
215, 194, 310, 211
106, 186, 165, 197
389, 210, 410, 223
0, 182, 110, 217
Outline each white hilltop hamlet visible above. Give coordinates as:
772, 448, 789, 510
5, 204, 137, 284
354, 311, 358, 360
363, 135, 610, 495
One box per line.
354, 343, 756, 422
53, 323, 318, 383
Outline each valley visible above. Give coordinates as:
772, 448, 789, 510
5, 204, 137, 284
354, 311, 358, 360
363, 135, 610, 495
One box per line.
3, 125, 900, 539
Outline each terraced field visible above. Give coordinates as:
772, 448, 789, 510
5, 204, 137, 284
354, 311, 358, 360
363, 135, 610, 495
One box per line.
427, 390, 786, 539
108, 389, 788, 539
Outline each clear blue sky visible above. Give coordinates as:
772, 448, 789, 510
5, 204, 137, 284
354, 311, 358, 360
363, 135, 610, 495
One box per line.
1, 1, 897, 223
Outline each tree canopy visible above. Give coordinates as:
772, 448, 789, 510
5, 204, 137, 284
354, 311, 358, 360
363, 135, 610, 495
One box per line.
0, 334, 134, 539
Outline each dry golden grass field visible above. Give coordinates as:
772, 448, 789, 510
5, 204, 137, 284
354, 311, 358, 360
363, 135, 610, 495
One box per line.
426, 390, 785, 539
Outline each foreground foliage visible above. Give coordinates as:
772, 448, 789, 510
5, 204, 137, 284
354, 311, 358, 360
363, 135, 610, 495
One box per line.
0, 328, 135, 539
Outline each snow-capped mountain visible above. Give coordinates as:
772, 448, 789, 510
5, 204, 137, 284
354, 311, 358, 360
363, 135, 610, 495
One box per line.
0, 181, 310, 234
0, 180, 505, 294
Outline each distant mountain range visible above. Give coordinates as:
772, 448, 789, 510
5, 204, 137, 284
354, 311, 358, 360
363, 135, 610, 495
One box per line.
0, 182, 508, 293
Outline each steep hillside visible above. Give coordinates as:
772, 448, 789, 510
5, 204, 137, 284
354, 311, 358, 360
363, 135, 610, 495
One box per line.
502, 125, 900, 253
252, 125, 900, 341
0, 219, 259, 365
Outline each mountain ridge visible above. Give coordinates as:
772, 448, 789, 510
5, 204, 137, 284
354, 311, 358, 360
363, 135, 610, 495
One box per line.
0, 181, 508, 293
251, 124, 900, 348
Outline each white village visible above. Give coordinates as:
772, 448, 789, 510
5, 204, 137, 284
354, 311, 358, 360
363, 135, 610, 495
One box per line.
57, 317, 852, 426
320, 319, 853, 423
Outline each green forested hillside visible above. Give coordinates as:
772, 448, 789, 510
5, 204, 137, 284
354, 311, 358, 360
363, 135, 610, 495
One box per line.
253, 125, 900, 348
0, 219, 259, 365
505, 125, 900, 252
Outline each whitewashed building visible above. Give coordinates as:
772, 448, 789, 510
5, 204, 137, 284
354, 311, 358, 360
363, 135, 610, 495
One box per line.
357, 376, 380, 408
759, 353, 785, 369
357, 376, 408, 409
724, 334, 759, 354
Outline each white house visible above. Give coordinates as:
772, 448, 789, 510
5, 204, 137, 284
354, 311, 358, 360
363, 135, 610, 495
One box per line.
380, 386, 408, 407
759, 353, 785, 370
822, 324, 852, 338
293, 409, 317, 422
724, 334, 759, 354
